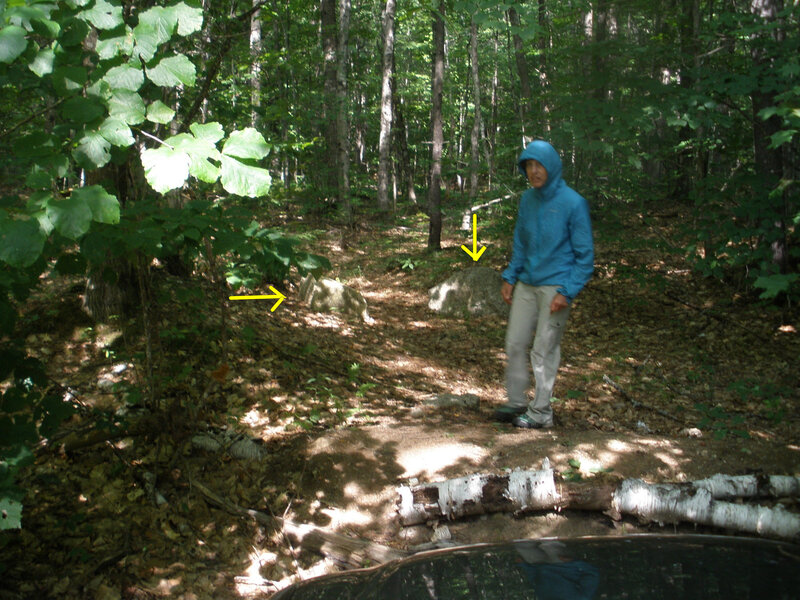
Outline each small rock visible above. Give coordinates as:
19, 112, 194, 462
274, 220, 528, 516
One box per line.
431, 524, 451, 542
299, 274, 372, 323
424, 393, 480, 410
681, 427, 703, 438
635, 420, 651, 434
428, 267, 509, 317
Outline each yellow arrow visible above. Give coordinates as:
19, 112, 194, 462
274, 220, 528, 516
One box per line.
229, 285, 286, 312
461, 212, 487, 262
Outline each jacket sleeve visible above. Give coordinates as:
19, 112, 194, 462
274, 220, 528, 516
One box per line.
558, 198, 594, 301
502, 198, 526, 285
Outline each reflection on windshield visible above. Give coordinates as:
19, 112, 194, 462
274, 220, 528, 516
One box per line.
515, 541, 599, 600
382, 541, 599, 599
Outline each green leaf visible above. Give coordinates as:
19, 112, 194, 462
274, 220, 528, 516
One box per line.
768, 129, 796, 149
0, 25, 28, 64
31, 18, 61, 39
0, 497, 23, 530
80, 0, 123, 30
28, 47, 55, 77
73, 131, 112, 169
164, 132, 221, 183
106, 89, 145, 125
222, 128, 270, 160
137, 6, 178, 45
96, 27, 134, 59
72, 185, 120, 224
141, 146, 190, 193
61, 96, 105, 124
0, 214, 46, 268
754, 273, 799, 299
99, 116, 134, 147
102, 63, 144, 91
568, 458, 581, 469
220, 155, 272, 198
190, 121, 225, 144
173, 2, 204, 36
146, 100, 175, 124
146, 54, 196, 87
52, 66, 87, 95
131, 22, 159, 62
47, 195, 92, 240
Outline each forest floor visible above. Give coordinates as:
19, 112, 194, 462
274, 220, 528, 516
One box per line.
3, 199, 799, 599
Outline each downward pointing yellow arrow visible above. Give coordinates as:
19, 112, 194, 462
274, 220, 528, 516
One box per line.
229, 285, 286, 312
461, 212, 487, 262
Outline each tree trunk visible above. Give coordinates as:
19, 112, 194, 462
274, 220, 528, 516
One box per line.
507, 5, 531, 143
377, 0, 397, 212
320, 0, 339, 201
392, 80, 417, 203
397, 465, 800, 541
750, 0, 788, 273
427, 0, 445, 251
250, 0, 262, 129
537, 0, 550, 138
468, 16, 482, 202
336, 0, 352, 224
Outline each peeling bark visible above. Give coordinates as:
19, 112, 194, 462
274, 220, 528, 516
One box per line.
397, 463, 800, 542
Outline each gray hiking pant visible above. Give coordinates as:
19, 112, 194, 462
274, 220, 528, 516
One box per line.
505, 283, 570, 426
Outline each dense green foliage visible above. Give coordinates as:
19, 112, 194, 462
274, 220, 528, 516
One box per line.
0, 0, 797, 530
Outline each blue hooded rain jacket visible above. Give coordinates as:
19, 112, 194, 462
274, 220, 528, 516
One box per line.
501, 141, 594, 302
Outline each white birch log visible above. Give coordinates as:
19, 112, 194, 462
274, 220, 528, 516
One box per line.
612, 479, 800, 541
397, 463, 800, 541
691, 474, 800, 500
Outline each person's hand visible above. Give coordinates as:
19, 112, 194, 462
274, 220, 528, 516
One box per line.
501, 281, 514, 305
550, 293, 569, 313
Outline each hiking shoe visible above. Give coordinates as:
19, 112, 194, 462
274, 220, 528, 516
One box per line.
512, 414, 553, 429
492, 405, 526, 423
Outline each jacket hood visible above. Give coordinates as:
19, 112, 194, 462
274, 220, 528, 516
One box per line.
518, 140, 563, 199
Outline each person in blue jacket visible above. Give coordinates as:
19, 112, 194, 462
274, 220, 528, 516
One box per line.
495, 140, 594, 428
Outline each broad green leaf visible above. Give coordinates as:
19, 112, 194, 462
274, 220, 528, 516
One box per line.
190, 121, 225, 144
58, 17, 89, 47
138, 6, 177, 45
0, 215, 45, 268
99, 116, 134, 147
220, 155, 272, 198
6, 5, 51, 28
754, 273, 799, 299
106, 89, 145, 125
146, 100, 175, 124
146, 54, 196, 87
28, 47, 54, 77
96, 27, 134, 59
47, 195, 92, 239
222, 128, 270, 160
141, 146, 190, 193
31, 18, 61, 39
769, 129, 796, 149
73, 131, 112, 169
173, 2, 203, 36
72, 185, 120, 224
52, 66, 87, 95
0, 497, 23, 530
80, 0, 123, 30
188, 155, 220, 183
61, 96, 105, 124
0, 25, 28, 64
132, 22, 159, 62
102, 63, 143, 91
166, 132, 221, 182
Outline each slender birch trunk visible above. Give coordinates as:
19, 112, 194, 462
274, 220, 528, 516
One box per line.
427, 0, 445, 251
377, 0, 397, 212
336, 0, 352, 224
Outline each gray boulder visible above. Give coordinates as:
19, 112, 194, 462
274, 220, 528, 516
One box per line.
299, 274, 372, 322
428, 267, 508, 317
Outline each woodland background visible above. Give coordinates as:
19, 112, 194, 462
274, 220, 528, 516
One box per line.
0, 0, 798, 597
